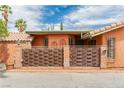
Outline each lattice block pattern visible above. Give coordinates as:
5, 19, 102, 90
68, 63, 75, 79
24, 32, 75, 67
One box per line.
70, 47, 100, 67
22, 48, 63, 67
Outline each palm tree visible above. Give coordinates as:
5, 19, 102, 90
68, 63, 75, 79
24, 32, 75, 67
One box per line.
15, 19, 27, 33
0, 5, 12, 27
0, 19, 9, 37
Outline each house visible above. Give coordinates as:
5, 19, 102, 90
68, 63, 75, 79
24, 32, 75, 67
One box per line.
26, 30, 92, 48
26, 30, 101, 48
81, 21, 124, 68
1, 20, 124, 69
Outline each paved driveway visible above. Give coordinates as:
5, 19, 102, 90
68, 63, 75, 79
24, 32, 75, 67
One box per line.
0, 72, 124, 88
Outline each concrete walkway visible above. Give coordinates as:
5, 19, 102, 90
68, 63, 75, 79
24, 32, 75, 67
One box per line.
1, 72, 124, 88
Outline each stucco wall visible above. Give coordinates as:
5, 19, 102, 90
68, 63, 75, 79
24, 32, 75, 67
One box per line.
103, 27, 124, 68
32, 35, 46, 46
0, 42, 10, 64
93, 35, 103, 45
31, 34, 69, 48
0, 41, 31, 69
94, 27, 124, 68
48, 35, 69, 47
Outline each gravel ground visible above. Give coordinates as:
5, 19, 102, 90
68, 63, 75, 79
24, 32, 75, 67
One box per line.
0, 72, 124, 88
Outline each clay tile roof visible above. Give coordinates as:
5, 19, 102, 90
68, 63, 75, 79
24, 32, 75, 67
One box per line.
117, 22, 122, 26
111, 24, 117, 27
82, 20, 124, 39
90, 31, 94, 35
94, 30, 100, 34
122, 21, 124, 24
0, 32, 33, 42
105, 26, 111, 29
100, 27, 106, 31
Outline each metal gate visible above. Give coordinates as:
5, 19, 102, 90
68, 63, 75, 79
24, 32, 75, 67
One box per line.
70, 46, 100, 67
22, 48, 63, 67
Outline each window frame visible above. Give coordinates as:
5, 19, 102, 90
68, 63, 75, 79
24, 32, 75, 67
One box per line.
44, 37, 48, 46
69, 37, 75, 45
107, 37, 115, 59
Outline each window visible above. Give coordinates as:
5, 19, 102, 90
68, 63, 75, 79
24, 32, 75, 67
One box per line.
69, 37, 75, 45
88, 40, 96, 45
44, 37, 48, 46
107, 38, 115, 59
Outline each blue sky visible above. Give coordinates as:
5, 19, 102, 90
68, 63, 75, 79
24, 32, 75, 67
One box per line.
42, 6, 78, 24
0, 5, 124, 31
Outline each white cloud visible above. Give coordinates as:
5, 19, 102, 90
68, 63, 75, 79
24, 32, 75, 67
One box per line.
63, 6, 124, 30
1, 5, 124, 31
6, 5, 44, 32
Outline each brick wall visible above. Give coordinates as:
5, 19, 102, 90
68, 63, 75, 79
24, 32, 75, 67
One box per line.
94, 26, 124, 68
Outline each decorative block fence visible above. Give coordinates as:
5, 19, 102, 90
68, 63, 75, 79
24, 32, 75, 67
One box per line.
22, 48, 63, 67
69, 46, 100, 67
0, 42, 107, 69
12, 45, 108, 69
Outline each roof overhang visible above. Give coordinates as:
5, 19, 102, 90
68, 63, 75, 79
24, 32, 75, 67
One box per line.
26, 30, 91, 35
81, 23, 124, 39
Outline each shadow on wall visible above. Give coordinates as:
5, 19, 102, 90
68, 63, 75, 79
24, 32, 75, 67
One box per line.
0, 43, 9, 64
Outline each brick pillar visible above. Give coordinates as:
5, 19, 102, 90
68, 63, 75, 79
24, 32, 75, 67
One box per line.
100, 46, 107, 69
14, 42, 31, 69
14, 45, 23, 68
63, 46, 70, 68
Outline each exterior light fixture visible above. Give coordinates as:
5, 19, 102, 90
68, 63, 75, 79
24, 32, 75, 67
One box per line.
16, 39, 21, 46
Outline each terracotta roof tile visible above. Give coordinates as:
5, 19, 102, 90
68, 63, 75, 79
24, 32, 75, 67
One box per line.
91, 21, 124, 35
111, 24, 117, 27
117, 22, 122, 26
100, 27, 106, 31
82, 20, 124, 39
0, 32, 33, 42
90, 31, 94, 34
105, 26, 111, 29
94, 30, 100, 34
